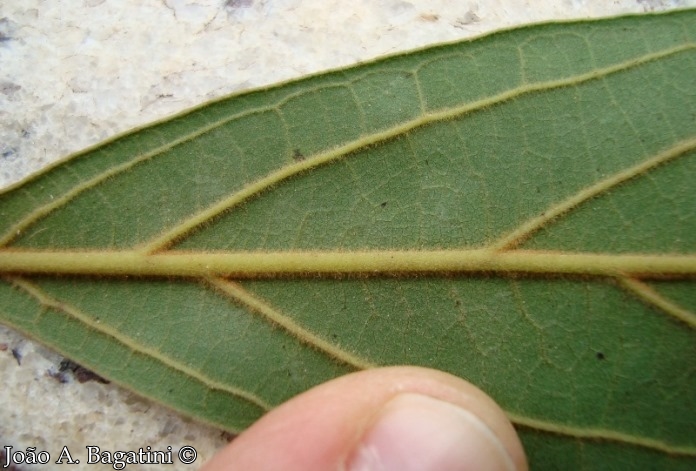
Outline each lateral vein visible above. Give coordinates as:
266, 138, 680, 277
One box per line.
206, 277, 375, 370
616, 276, 696, 329
509, 412, 696, 457
140, 44, 695, 253
4, 276, 271, 411
491, 137, 696, 251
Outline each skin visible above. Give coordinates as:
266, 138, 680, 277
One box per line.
201, 366, 527, 471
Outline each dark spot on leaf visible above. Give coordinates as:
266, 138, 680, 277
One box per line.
596, 352, 605, 361
293, 149, 305, 161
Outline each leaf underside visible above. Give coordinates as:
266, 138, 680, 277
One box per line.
1, 10, 695, 469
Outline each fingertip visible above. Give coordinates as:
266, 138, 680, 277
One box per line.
202, 366, 527, 471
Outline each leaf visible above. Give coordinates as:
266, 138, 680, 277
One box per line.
1, 10, 695, 469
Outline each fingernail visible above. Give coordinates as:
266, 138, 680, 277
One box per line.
348, 393, 517, 471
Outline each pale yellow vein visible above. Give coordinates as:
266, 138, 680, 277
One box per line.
139, 44, 695, 253
0, 83, 346, 247
491, 137, 696, 251
4, 276, 271, 411
616, 276, 696, 329
3, 278, 695, 452
1, 250, 694, 279
205, 277, 375, 370
509, 412, 696, 457
0, 123, 244, 247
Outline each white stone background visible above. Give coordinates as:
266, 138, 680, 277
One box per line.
0, 0, 693, 469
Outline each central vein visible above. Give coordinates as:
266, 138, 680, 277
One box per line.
0, 249, 694, 278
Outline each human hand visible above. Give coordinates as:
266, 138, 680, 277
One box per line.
201, 366, 527, 471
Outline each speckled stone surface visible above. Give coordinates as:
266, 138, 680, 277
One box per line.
1, 1, 693, 469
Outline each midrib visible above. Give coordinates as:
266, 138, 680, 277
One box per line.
1, 249, 694, 278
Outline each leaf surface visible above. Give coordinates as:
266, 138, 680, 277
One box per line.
1, 10, 696, 469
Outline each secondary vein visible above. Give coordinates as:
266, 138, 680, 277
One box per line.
139, 44, 695, 253
491, 137, 696, 251
616, 276, 696, 329
509, 412, 696, 457
4, 275, 272, 412
206, 277, 375, 369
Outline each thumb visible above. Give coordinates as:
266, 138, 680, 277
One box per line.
201, 366, 527, 471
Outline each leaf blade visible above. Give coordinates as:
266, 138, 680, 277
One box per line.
1, 10, 695, 469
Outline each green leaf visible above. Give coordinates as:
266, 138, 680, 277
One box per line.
1, 10, 695, 469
